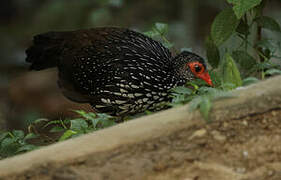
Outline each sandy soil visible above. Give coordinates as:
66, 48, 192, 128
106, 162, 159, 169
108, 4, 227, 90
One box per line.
4, 109, 280, 180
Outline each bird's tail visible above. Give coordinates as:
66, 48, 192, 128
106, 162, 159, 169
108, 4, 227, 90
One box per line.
25, 32, 67, 70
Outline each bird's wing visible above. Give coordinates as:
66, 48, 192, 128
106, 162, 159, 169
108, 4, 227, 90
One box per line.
56, 28, 173, 104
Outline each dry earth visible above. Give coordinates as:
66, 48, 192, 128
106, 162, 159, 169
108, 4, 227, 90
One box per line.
0, 75, 280, 180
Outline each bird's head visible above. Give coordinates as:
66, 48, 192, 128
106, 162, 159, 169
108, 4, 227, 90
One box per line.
173, 51, 213, 86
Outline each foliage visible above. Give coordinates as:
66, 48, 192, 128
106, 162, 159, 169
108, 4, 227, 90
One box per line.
169, 82, 235, 121
193, 0, 281, 119
38, 110, 117, 141
173, 0, 281, 121
146, 0, 281, 121
207, 0, 281, 81
144, 22, 174, 48
227, 0, 263, 19
0, 111, 117, 159
211, 8, 240, 46
0, 130, 38, 159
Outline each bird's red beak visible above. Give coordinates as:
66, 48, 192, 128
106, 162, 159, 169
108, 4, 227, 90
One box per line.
197, 71, 213, 86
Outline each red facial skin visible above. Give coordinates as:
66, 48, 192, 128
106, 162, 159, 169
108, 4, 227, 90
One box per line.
187, 62, 213, 86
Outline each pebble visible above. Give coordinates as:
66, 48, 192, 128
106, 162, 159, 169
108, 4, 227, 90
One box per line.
242, 120, 248, 126
242, 151, 248, 158
271, 111, 277, 116
211, 130, 226, 142
189, 129, 207, 140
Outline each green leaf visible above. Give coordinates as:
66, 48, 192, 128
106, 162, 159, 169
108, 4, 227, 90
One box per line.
255, 39, 278, 59
189, 97, 203, 112
24, 133, 38, 140
0, 138, 20, 157
49, 126, 65, 133
12, 130, 25, 139
222, 53, 243, 88
209, 70, 222, 87
96, 113, 113, 120
170, 94, 188, 105
256, 39, 276, 51
91, 119, 101, 128
155, 22, 169, 35
143, 30, 159, 38
205, 36, 220, 68
0, 132, 9, 142
199, 97, 212, 121
144, 22, 173, 49
253, 0, 266, 17
82, 113, 97, 121
72, 110, 87, 116
232, 50, 256, 70
187, 88, 235, 121
255, 16, 281, 32
171, 86, 192, 95
211, 8, 240, 46
228, 0, 262, 19
265, 69, 281, 76
16, 144, 38, 153
187, 79, 208, 87
70, 119, 88, 131
59, 130, 77, 141
236, 19, 250, 36
73, 110, 97, 121
99, 119, 117, 128
90, 113, 114, 128
243, 77, 259, 86
1, 137, 16, 147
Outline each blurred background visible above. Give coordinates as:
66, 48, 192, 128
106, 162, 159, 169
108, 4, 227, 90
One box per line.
0, 0, 280, 130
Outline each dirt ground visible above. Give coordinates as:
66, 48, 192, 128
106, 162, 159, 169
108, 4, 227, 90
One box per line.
146, 109, 281, 180
6, 108, 280, 180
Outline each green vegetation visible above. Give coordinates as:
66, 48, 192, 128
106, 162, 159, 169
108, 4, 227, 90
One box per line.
1, 0, 280, 159
0, 111, 117, 159
144, 0, 280, 122
0, 130, 38, 159
38, 110, 117, 142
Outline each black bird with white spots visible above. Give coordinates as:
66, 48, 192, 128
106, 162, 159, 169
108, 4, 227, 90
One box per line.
26, 27, 213, 118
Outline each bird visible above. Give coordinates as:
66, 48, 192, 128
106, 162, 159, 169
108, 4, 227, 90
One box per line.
26, 27, 213, 119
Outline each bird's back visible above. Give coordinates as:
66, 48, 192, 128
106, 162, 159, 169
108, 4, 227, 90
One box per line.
26, 27, 176, 116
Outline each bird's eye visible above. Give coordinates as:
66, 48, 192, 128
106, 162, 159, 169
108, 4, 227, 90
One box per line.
186, 62, 205, 74
194, 64, 202, 73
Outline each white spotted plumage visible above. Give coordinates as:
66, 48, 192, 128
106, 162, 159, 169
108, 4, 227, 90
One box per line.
62, 27, 207, 117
